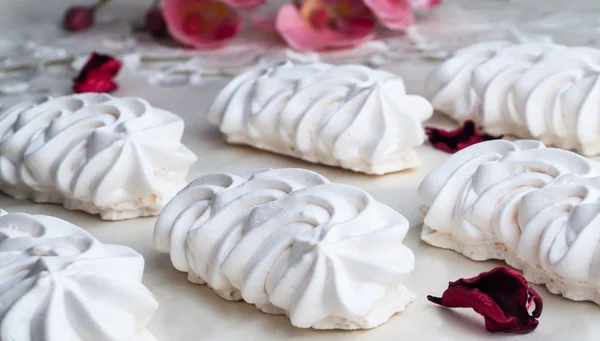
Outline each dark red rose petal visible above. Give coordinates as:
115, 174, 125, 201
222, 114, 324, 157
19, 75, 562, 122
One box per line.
73, 52, 122, 93
427, 267, 543, 334
425, 120, 502, 153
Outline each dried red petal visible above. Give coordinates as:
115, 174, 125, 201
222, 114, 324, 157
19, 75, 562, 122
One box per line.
428, 267, 543, 334
73, 53, 122, 93
63, 6, 95, 32
425, 120, 502, 153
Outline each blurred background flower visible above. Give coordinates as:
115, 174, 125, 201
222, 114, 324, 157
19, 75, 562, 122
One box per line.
61, 0, 442, 51
63, 0, 111, 31
162, 0, 243, 48
364, 0, 441, 30
271, 0, 376, 51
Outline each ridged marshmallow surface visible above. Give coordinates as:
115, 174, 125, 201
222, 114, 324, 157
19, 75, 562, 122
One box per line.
0, 94, 197, 220
419, 139, 600, 303
0, 209, 158, 341
154, 168, 416, 329
426, 41, 600, 156
208, 61, 433, 175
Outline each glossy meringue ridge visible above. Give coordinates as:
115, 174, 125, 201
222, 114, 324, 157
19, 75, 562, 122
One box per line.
419, 139, 600, 303
426, 41, 600, 156
154, 168, 416, 329
208, 61, 433, 175
0, 209, 158, 341
0, 93, 197, 220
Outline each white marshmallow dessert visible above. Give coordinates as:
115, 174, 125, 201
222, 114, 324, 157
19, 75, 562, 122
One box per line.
0, 209, 158, 341
154, 168, 416, 329
0, 94, 197, 220
419, 139, 600, 304
208, 61, 433, 175
426, 41, 600, 156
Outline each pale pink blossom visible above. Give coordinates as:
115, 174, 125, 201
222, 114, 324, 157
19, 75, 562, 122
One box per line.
259, 0, 376, 51
163, 0, 243, 49
364, 0, 442, 30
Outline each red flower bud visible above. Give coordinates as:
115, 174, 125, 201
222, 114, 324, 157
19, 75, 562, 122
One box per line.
145, 7, 168, 37
63, 6, 95, 32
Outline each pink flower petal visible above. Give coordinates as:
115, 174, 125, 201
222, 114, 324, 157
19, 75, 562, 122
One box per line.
183, 16, 202, 34
363, 0, 415, 29
213, 21, 239, 40
336, 17, 375, 34
163, 0, 243, 49
275, 3, 374, 51
309, 8, 329, 28
251, 11, 278, 31
409, 0, 442, 8
339, 0, 375, 17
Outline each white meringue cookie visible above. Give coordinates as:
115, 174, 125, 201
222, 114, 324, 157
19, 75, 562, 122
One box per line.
0, 209, 158, 341
0, 93, 197, 220
419, 139, 600, 303
426, 41, 600, 156
154, 168, 416, 329
208, 61, 433, 175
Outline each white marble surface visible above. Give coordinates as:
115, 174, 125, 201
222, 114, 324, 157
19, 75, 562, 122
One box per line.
2, 0, 600, 340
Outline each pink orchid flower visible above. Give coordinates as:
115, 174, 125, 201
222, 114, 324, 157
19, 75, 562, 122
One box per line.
162, 0, 243, 49
363, 0, 442, 30
257, 0, 375, 51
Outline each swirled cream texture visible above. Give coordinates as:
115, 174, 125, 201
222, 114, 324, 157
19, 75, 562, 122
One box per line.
208, 61, 433, 175
0, 209, 158, 341
419, 139, 600, 303
426, 41, 600, 156
0, 93, 197, 220
154, 168, 416, 329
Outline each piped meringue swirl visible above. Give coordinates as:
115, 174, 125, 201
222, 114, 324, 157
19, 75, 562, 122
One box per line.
0, 210, 158, 341
0, 93, 197, 220
154, 168, 416, 329
208, 61, 433, 174
426, 41, 600, 156
419, 139, 600, 304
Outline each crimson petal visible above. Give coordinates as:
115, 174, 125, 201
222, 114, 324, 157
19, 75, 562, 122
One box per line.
428, 267, 543, 334
73, 52, 122, 93
425, 120, 502, 153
